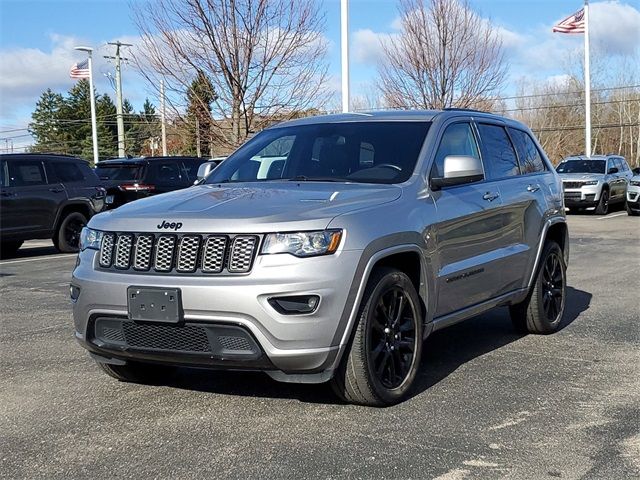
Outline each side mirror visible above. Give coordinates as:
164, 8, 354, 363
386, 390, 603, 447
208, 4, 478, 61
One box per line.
608, 167, 619, 174
194, 162, 217, 184
431, 155, 484, 190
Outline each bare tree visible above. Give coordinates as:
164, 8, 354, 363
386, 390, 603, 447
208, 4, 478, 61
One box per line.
133, 0, 329, 149
378, 0, 507, 110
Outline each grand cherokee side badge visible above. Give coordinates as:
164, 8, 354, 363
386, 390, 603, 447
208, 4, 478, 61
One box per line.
157, 220, 183, 231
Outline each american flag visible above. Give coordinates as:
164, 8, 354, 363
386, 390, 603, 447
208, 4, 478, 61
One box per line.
552, 8, 586, 33
70, 59, 90, 79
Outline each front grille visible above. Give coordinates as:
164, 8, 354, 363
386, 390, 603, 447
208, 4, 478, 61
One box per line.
98, 232, 259, 275
563, 181, 584, 189
122, 322, 211, 352
218, 335, 252, 351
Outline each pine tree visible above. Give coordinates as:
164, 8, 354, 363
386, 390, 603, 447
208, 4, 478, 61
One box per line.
29, 89, 66, 153
185, 71, 217, 156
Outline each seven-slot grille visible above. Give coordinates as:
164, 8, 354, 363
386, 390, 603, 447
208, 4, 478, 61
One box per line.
98, 232, 259, 274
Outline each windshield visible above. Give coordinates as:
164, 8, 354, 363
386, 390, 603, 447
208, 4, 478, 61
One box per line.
95, 164, 143, 181
556, 160, 605, 174
206, 121, 431, 185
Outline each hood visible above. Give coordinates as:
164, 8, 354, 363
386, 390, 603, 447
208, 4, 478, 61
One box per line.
89, 182, 402, 233
558, 173, 603, 181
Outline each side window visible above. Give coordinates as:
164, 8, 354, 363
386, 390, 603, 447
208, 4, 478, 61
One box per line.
53, 162, 85, 183
609, 158, 620, 173
6, 160, 47, 187
619, 158, 629, 172
508, 128, 547, 174
477, 124, 520, 179
147, 162, 184, 186
359, 142, 375, 167
0, 160, 6, 187
431, 122, 480, 178
181, 160, 204, 180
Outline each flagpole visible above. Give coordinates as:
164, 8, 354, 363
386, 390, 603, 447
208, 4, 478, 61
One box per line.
340, 0, 350, 113
75, 46, 100, 164
584, 0, 591, 157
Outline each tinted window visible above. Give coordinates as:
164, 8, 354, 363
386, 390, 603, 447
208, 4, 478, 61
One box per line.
431, 123, 480, 178
146, 162, 185, 186
53, 161, 85, 183
7, 160, 47, 187
618, 158, 629, 171
207, 122, 431, 185
509, 128, 546, 174
95, 164, 143, 181
556, 160, 605, 174
0, 161, 6, 187
477, 124, 520, 179
181, 159, 207, 180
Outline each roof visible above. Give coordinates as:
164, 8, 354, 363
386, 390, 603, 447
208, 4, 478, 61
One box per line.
0, 153, 88, 162
96, 155, 203, 165
271, 109, 524, 129
560, 155, 620, 161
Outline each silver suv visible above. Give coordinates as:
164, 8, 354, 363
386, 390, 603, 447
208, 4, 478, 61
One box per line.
557, 155, 633, 215
72, 110, 569, 406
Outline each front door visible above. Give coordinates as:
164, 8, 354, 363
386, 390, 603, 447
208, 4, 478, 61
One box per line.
430, 121, 507, 317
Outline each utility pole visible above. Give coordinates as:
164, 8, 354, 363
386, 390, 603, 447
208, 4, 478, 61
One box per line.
340, 0, 350, 113
105, 41, 132, 158
160, 79, 167, 156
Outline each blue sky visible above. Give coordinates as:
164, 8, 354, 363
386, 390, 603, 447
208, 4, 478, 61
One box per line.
1, 0, 639, 148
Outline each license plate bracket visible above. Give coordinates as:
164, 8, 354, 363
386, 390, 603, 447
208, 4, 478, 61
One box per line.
127, 286, 183, 323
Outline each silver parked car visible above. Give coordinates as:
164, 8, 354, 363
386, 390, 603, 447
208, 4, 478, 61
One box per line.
72, 110, 569, 406
626, 171, 640, 216
556, 155, 633, 215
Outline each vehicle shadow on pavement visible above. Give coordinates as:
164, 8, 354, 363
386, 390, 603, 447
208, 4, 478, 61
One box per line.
161, 286, 591, 405
2, 245, 60, 260
410, 286, 592, 399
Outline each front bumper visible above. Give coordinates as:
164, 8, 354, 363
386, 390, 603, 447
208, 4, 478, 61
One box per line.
563, 186, 600, 207
72, 246, 363, 379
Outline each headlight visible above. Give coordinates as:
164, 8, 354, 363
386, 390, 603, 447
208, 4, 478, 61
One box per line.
79, 227, 103, 251
261, 230, 342, 257
582, 180, 598, 186
630, 180, 640, 186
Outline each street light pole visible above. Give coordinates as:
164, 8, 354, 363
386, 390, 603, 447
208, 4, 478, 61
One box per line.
340, 0, 350, 113
75, 46, 99, 164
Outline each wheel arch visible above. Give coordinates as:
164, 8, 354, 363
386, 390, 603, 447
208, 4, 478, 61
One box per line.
527, 218, 569, 288
53, 200, 93, 234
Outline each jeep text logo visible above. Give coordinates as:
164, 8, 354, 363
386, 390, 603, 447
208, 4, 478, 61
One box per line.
157, 220, 183, 231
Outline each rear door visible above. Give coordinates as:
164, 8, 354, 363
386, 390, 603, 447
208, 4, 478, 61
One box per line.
430, 120, 507, 317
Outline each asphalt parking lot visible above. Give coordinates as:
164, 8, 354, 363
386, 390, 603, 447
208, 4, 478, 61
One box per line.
1, 212, 638, 480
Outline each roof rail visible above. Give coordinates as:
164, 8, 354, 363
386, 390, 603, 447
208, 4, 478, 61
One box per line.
442, 107, 490, 114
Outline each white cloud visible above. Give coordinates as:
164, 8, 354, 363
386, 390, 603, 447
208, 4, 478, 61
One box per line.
352, 29, 394, 65
590, 1, 640, 55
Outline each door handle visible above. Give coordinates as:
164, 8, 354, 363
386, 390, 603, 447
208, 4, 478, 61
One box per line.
482, 192, 500, 202
49, 187, 64, 193
526, 184, 540, 193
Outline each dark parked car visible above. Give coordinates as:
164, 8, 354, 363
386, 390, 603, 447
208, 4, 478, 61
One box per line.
0, 153, 106, 257
94, 156, 209, 208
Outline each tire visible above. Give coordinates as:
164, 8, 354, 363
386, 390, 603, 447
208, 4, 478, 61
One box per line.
53, 211, 87, 253
0, 240, 23, 259
95, 359, 175, 384
594, 189, 609, 215
330, 267, 423, 407
510, 241, 566, 335
627, 203, 640, 216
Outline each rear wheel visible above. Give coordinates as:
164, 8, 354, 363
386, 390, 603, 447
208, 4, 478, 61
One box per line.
594, 189, 609, 215
95, 360, 175, 384
331, 267, 423, 407
510, 241, 566, 334
0, 240, 23, 258
53, 211, 87, 253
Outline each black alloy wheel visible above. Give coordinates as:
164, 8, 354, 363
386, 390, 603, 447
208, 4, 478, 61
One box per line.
541, 251, 564, 323
369, 287, 417, 389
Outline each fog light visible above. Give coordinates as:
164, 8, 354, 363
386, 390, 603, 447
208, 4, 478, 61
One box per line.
268, 295, 320, 315
70, 284, 81, 302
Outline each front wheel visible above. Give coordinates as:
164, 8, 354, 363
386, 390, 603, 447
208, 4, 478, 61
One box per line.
331, 267, 423, 407
510, 241, 566, 334
594, 189, 609, 215
53, 211, 87, 253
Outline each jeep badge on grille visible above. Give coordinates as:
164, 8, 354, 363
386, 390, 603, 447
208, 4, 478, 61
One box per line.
157, 220, 183, 231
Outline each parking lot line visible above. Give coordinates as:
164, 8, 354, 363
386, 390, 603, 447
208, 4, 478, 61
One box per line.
0, 254, 75, 265
596, 212, 626, 220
